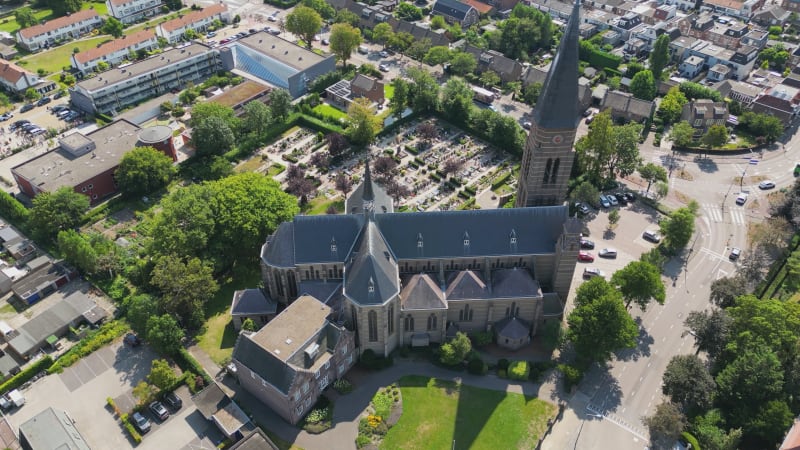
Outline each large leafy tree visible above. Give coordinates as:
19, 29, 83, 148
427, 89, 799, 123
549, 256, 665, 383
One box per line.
149, 184, 215, 258
116, 146, 176, 196
372, 23, 394, 48
146, 314, 185, 355
609, 122, 643, 177
684, 309, 732, 362
125, 294, 160, 334
659, 206, 695, 253
658, 87, 688, 124
662, 354, 715, 413
189, 102, 237, 129
406, 67, 440, 113
396, 2, 423, 21
715, 344, 784, 426
285, 6, 322, 49
670, 121, 695, 147
439, 332, 472, 365
101, 17, 124, 38
574, 277, 617, 307
569, 181, 600, 208
15, 7, 37, 28
193, 116, 235, 156
630, 70, 657, 101
692, 409, 743, 450
302, 0, 335, 20
334, 9, 360, 27
643, 402, 687, 450
346, 98, 381, 146
726, 295, 800, 365
440, 78, 473, 125
611, 261, 665, 311
47, 0, 82, 16
638, 162, 667, 193
30, 187, 90, 241
329, 23, 362, 68
268, 89, 293, 122
702, 124, 728, 149
449, 52, 477, 77
649, 34, 671, 80
739, 111, 784, 142
148, 359, 178, 391
151, 256, 218, 329
423, 46, 452, 66
566, 290, 638, 363
57, 230, 97, 274
576, 111, 614, 184
389, 78, 410, 118
709, 276, 746, 308
242, 100, 273, 139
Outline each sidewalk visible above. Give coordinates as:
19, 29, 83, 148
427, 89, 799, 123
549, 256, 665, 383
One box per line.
229, 357, 564, 450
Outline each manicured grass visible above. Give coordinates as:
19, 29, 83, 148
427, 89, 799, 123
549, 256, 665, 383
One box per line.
381, 376, 557, 450
312, 103, 347, 121
197, 264, 262, 365
304, 197, 344, 215
385, 83, 394, 101
21, 35, 110, 74
0, 8, 54, 34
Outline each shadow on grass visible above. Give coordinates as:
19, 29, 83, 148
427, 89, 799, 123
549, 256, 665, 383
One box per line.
205, 264, 262, 318
453, 381, 512, 450
220, 321, 238, 350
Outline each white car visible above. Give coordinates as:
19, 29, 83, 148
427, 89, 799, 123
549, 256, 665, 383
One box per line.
598, 248, 618, 258
379, 64, 389, 72
380, 50, 389, 57
758, 180, 775, 190
583, 267, 605, 279
735, 192, 748, 205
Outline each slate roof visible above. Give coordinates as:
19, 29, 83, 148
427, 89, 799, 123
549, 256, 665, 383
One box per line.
445, 270, 489, 300
432, 0, 476, 21
230, 429, 279, 450
602, 90, 655, 120
400, 274, 446, 310
293, 215, 363, 264
261, 222, 296, 267
495, 316, 531, 340
351, 73, 379, 92
530, 0, 580, 130
192, 383, 250, 437
231, 289, 277, 316
492, 268, 542, 298
298, 280, 342, 305
346, 162, 393, 215
344, 218, 399, 306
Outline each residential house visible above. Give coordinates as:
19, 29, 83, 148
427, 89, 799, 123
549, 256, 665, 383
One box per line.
623, 38, 647, 59
783, 0, 800, 13
156, 3, 231, 44
717, 79, 764, 104
231, 294, 356, 425
462, 0, 493, 15
701, 0, 766, 19
741, 29, 769, 50
431, 0, 479, 27
192, 383, 251, 441
106, 0, 164, 24
0, 60, 56, 96
656, 0, 697, 12
230, 429, 279, 450
670, 35, 698, 62
707, 63, 732, 82
679, 55, 705, 78
579, 23, 598, 38
751, 84, 800, 125
325, 74, 385, 109
752, 5, 790, 26
460, 45, 524, 83
601, 90, 656, 122
522, 64, 592, 110
231, 288, 277, 331
609, 12, 645, 41
681, 99, 729, 131
16, 9, 103, 52
682, 39, 758, 80
19, 407, 91, 450
70, 30, 159, 74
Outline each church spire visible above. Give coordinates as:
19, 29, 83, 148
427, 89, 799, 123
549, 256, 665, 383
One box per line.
362, 160, 374, 203
530, 0, 581, 130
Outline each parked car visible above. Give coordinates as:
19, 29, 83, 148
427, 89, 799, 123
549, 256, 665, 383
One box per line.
19, 104, 34, 113
51, 105, 69, 114
380, 50, 389, 57
149, 401, 169, 421
124, 333, 141, 347
21, 123, 38, 131
10, 119, 29, 130
53, 90, 66, 99
580, 238, 595, 249
607, 194, 618, 206
729, 247, 741, 261
0, 112, 12, 121
522, 121, 531, 130
642, 230, 661, 243
28, 128, 45, 136
248, 28, 258, 34
164, 391, 182, 410
268, 15, 277, 21
132, 412, 151, 433
321, 38, 329, 45
623, 192, 636, 202
735, 193, 748, 205
758, 180, 775, 190
613, 192, 628, 205
63, 112, 80, 121
268, 28, 280, 35
574, 202, 590, 215
599, 195, 610, 208
206, 31, 217, 38
583, 267, 604, 279
578, 251, 595, 262
379, 64, 389, 72
36, 97, 51, 106
599, 248, 618, 258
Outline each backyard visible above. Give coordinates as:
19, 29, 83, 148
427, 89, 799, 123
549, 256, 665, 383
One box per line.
380, 375, 557, 450
0, 1, 108, 35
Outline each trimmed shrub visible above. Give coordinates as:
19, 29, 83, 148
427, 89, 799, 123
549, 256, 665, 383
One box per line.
175, 349, 212, 386
333, 378, 353, 394
0, 356, 53, 395
49, 320, 129, 373
470, 331, 492, 346
467, 357, 487, 375
681, 432, 701, 450
558, 363, 584, 392
497, 358, 510, 370
508, 361, 530, 381
121, 416, 142, 444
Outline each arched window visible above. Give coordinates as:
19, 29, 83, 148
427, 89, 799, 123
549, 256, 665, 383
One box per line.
427, 314, 437, 331
511, 302, 517, 317
368, 311, 378, 342
404, 315, 414, 332
550, 158, 560, 184
542, 158, 552, 186
388, 306, 394, 335
460, 304, 473, 322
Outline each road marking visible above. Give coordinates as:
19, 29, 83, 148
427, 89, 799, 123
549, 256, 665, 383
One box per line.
586, 403, 649, 441
730, 209, 745, 225
647, 362, 651, 368
701, 203, 723, 222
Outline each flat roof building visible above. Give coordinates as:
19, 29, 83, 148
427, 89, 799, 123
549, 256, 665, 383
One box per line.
19, 407, 90, 450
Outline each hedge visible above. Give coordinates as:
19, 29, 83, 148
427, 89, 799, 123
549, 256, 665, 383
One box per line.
508, 361, 530, 381
0, 356, 53, 395
298, 114, 346, 136
681, 432, 701, 450
0, 191, 29, 225
175, 348, 212, 386
120, 414, 142, 444
491, 172, 512, 190
49, 320, 129, 373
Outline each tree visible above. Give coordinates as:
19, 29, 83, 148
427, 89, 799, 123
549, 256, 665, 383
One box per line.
439, 332, 472, 365
480, 70, 501, 88
660, 207, 695, 253
684, 309, 731, 362
430, 15, 447, 30
285, 6, 322, 49
302, 0, 335, 20
148, 359, 177, 391
406, 67, 440, 113
268, 89, 293, 121
608, 208, 620, 227
330, 23, 362, 68
759, 43, 790, 70
396, 2, 423, 21
522, 82, 542, 106
15, 7, 37, 29
346, 98, 380, 146
165, 0, 182, 10
241, 318, 258, 332
387, 31, 414, 52
630, 70, 656, 101
416, 122, 438, 144
389, 78, 409, 118
146, 314, 185, 355
680, 82, 722, 101
373, 156, 398, 179
739, 111, 784, 142
570, 181, 600, 207
440, 78, 473, 125
242, 100, 272, 139
148, 184, 215, 258
372, 22, 394, 48
715, 344, 785, 427
151, 256, 218, 329
611, 261, 665, 311
625, 61, 646, 78
95, 61, 109, 72
574, 276, 617, 307
442, 158, 464, 177
643, 402, 687, 450
670, 121, 695, 147
132, 381, 157, 406
326, 132, 348, 156
566, 290, 638, 363
46, 0, 82, 16
193, 116, 235, 156
189, 102, 237, 129
57, 230, 97, 274
576, 111, 614, 184
639, 162, 667, 193
125, 294, 160, 334
115, 146, 176, 196
334, 9, 360, 27
30, 187, 90, 241
662, 355, 715, 413
747, 400, 794, 445
102, 17, 124, 38
24, 88, 41, 102
334, 173, 352, 197
610, 122, 643, 177
449, 52, 477, 77
423, 46, 451, 66
709, 276, 746, 308
702, 124, 728, 149
649, 34, 671, 80
693, 409, 743, 450
658, 87, 688, 124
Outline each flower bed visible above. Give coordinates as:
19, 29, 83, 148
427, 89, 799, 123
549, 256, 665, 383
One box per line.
356, 384, 403, 448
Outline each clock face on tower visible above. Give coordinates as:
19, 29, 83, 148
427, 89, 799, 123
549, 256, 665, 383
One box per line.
552, 135, 564, 145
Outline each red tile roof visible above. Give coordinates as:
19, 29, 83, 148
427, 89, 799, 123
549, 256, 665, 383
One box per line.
0, 59, 31, 84
160, 4, 228, 33
462, 0, 493, 14
73, 30, 156, 65
18, 9, 100, 40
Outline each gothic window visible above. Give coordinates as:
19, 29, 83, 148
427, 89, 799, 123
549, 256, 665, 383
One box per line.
550, 158, 560, 184
542, 158, 552, 186
404, 315, 414, 331
388, 306, 394, 335
511, 302, 517, 317
460, 304, 473, 321
368, 311, 378, 342
427, 314, 437, 331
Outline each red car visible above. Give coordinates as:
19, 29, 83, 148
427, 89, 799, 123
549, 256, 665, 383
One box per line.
578, 251, 595, 262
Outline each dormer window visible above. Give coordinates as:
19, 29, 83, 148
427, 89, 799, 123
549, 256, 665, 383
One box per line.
417, 233, 423, 248
368, 277, 375, 293
330, 237, 337, 253
463, 231, 470, 247
463, 238, 470, 246
510, 229, 517, 245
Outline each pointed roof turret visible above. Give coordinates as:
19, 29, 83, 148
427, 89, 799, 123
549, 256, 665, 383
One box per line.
344, 160, 394, 215
362, 160, 374, 202
531, 0, 581, 130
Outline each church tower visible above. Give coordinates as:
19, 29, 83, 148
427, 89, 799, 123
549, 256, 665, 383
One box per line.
516, 0, 582, 207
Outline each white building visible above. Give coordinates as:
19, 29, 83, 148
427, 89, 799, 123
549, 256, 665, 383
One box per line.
0, 59, 56, 95
106, 0, 164, 24
156, 3, 230, 44
16, 9, 103, 52
71, 30, 158, 74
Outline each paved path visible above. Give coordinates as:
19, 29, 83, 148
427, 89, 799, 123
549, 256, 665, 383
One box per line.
231, 358, 564, 450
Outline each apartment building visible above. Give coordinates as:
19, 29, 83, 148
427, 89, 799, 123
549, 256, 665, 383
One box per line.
156, 3, 230, 44
71, 30, 159, 74
70, 43, 219, 115
0, 59, 56, 96
106, 0, 164, 24
16, 9, 103, 52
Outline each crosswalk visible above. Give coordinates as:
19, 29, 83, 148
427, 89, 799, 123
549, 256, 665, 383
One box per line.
586, 402, 648, 441
700, 203, 746, 225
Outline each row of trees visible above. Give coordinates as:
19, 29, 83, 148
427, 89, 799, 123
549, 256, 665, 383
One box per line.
575, 110, 644, 185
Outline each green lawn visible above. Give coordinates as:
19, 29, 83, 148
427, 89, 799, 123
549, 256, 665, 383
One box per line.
197, 264, 262, 365
21, 35, 110, 74
312, 103, 348, 121
381, 376, 557, 450
304, 197, 344, 215
0, 2, 107, 35
385, 83, 394, 101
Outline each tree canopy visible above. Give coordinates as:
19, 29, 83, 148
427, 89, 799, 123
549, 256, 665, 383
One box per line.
146, 314, 185, 356
347, 98, 380, 146
115, 146, 176, 196
662, 354, 715, 413
670, 121, 695, 148
649, 34, 670, 80
286, 6, 322, 48
330, 23, 362, 68
30, 187, 90, 241
440, 78, 473, 125
102, 17, 124, 38
643, 402, 687, 450
658, 87, 688, 124
630, 70, 657, 101
192, 116, 235, 156
151, 255, 218, 329
566, 287, 638, 363
659, 206, 695, 253
611, 261, 665, 311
